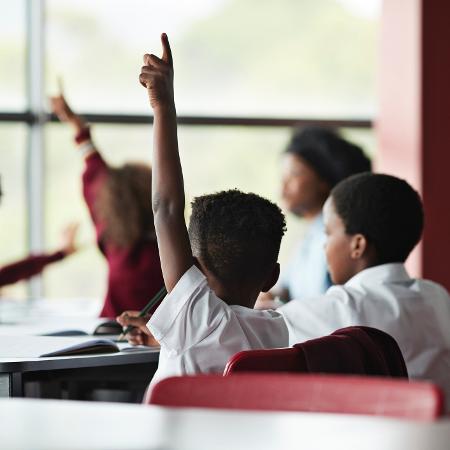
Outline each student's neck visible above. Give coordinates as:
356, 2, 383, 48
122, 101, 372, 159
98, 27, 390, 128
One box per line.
197, 263, 257, 307
207, 278, 257, 308
348, 256, 380, 280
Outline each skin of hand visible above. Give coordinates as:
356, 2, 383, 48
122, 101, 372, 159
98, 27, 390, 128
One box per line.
139, 33, 174, 110
116, 310, 160, 347
254, 292, 279, 310
50, 94, 86, 133
59, 222, 79, 255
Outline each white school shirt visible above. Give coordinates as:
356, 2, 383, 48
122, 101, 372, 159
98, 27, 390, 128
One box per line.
147, 265, 289, 389
279, 263, 450, 409
278, 214, 331, 300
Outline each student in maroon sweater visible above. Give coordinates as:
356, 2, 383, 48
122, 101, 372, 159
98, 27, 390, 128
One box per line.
50, 95, 164, 318
0, 223, 78, 288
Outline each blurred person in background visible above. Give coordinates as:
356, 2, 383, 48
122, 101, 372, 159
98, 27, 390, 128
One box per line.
256, 127, 371, 309
50, 93, 164, 318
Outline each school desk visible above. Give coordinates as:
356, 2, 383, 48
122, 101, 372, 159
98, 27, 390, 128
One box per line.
0, 398, 449, 450
0, 297, 159, 401
0, 336, 159, 401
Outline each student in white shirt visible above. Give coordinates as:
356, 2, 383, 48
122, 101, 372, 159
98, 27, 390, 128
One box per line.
116, 34, 289, 390
278, 173, 450, 408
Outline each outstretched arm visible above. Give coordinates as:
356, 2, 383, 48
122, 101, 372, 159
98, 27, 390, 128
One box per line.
50, 94, 96, 158
0, 223, 79, 287
140, 34, 193, 292
50, 92, 109, 234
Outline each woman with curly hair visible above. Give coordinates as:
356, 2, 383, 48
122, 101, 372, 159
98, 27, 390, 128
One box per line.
50, 94, 164, 318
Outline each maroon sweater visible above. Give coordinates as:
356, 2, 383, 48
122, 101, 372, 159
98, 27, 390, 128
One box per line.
82, 151, 164, 318
0, 251, 66, 287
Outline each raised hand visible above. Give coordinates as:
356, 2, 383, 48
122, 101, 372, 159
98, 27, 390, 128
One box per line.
140, 33, 193, 292
59, 222, 79, 256
50, 93, 86, 132
139, 33, 174, 110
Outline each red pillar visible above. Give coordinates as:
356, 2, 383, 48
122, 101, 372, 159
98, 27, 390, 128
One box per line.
376, 0, 450, 289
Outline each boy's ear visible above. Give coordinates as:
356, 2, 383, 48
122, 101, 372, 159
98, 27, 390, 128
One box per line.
261, 263, 280, 292
350, 234, 368, 260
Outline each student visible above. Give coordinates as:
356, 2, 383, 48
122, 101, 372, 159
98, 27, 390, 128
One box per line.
257, 127, 371, 307
0, 175, 79, 288
50, 95, 164, 317
117, 34, 289, 390
0, 223, 78, 288
278, 172, 450, 407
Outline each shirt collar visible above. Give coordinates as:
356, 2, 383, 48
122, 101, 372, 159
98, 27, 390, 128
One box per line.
345, 263, 411, 288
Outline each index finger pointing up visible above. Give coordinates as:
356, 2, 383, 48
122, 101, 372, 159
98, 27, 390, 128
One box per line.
161, 33, 173, 66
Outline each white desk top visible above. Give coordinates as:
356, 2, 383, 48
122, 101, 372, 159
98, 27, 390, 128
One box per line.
0, 335, 159, 373
0, 297, 104, 336
1, 398, 449, 450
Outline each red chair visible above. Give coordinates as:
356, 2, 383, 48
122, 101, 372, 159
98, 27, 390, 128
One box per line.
224, 347, 305, 375
225, 326, 408, 378
148, 373, 444, 421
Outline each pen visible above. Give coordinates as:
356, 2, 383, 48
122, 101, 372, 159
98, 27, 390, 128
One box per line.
118, 286, 167, 341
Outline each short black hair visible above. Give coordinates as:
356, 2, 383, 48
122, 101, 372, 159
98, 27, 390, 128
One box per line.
188, 189, 286, 285
286, 127, 371, 187
331, 173, 424, 264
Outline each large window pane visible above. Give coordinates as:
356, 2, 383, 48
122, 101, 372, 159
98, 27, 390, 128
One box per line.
46, 0, 380, 117
44, 122, 374, 299
0, 1, 26, 110
0, 124, 27, 299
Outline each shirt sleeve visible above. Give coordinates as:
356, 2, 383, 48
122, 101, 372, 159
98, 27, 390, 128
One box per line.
81, 151, 108, 241
278, 286, 358, 345
147, 265, 228, 353
0, 251, 66, 287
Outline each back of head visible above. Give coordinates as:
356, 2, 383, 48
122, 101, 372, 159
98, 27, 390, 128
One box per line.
188, 189, 286, 286
96, 163, 154, 248
331, 173, 424, 264
286, 127, 371, 187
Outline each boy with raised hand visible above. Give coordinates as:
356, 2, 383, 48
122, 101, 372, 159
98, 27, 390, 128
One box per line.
117, 34, 288, 390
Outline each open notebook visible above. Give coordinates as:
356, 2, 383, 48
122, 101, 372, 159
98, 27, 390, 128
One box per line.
0, 335, 158, 358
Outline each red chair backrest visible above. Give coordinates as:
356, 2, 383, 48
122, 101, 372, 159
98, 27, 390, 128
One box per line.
148, 374, 444, 421
223, 347, 305, 375
225, 326, 408, 378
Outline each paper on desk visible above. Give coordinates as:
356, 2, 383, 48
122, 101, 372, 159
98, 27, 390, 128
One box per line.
117, 342, 160, 352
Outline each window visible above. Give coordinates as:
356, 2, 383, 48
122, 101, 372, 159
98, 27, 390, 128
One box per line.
0, 124, 27, 299
1, 0, 380, 300
46, 0, 379, 117
0, 1, 26, 111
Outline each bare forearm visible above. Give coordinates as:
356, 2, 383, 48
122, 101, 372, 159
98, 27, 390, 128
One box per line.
152, 104, 193, 290
68, 115, 87, 134
152, 104, 184, 214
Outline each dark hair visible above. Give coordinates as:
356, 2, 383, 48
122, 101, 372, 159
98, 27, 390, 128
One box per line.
188, 189, 286, 285
96, 163, 154, 248
286, 127, 371, 187
331, 173, 424, 264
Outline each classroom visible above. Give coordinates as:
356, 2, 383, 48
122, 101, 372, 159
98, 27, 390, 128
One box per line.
1, 1, 450, 449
